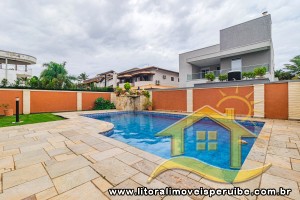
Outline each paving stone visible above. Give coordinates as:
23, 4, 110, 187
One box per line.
267, 146, 300, 159
22, 195, 37, 200
20, 142, 52, 153
260, 173, 300, 200
131, 172, 168, 189
92, 176, 113, 192
266, 165, 300, 182
265, 154, 291, 169
68, 143, 95, 155
46, 147, 70, 157
115, 152, 143, 165
45, 155, 90, 178
0, 176, 53, 200
54, 153, 77, 161
131, 159, 158, 176
50, 182, 108, 200
0, 156, 14, 171
90, 148, 125, 161
291, 158, 300, 172
163, 196, 192, 200
286, 142, 298, 149
91, 157, 139, 185
0, 149, 19, 158
3, 163, 47, 189
53, 166, 99, 194
14, 149, 51, 169
35, 187, 58, 200
47, 136, 66, 144
92, 142, 115, 152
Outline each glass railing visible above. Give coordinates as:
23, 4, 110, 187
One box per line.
187, 64, 269, 81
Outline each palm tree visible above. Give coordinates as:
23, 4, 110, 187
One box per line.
78, 72, 89, 83
40, 61, 75, 89
285, 55, 300, 74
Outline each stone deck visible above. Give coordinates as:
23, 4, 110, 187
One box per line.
0, 110, 299, 200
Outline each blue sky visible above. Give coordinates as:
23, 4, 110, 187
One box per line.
0, 0, 299, 77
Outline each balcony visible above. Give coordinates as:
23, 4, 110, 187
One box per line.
187, 64, 269, 81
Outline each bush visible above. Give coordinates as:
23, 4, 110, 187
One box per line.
242, 72, 255, 79
94, 98, 115, 110
218, 74, 228, 82
254, 66, 267, 77
205, 73, 215, 81
141, 90, 150, 98
124, 82, 131, 91
1, 78, 8, 87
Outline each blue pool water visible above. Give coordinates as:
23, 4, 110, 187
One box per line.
84, 111, 264, 169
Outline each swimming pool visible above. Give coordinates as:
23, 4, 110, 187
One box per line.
84, 111, 264, 169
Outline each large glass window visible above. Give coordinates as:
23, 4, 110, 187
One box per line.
231, 58, 242, 71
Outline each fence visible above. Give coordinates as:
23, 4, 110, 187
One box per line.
0, 89, 111, 115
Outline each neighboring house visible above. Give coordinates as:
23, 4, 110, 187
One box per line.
83, 70, 118, 88
117, 66, 179, 89
179, 14, 275, 87
0, 50, 36, 84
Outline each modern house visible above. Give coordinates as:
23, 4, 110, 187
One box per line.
179, 14, 275, 87
83, 70, 118, 88
0, 50, 36, 84
84, 66, 179, 89
117, 66, 179, 89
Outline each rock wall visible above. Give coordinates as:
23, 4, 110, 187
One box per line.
115, 95, 147, 111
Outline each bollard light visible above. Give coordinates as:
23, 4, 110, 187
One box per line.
16, 97, 20, 123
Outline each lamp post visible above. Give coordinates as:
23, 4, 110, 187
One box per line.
16, 97, 20, 123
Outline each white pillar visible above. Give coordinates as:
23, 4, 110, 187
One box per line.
288, 82, 300, 120
23, 90, 31, 114
77, 92, 82, 111
253, 84, 265, 118
187, 89, 193, 112
5, 58, 8, 79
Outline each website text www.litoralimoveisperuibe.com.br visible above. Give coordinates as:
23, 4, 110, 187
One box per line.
108, 187, 292, 198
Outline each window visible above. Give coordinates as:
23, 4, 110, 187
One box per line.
178, 78, 180, 82
231, 58, 242, 71
163, 75, 166, 79
171, 77, 174, 81
217, 66, 220, 70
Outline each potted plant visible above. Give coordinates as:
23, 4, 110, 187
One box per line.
0, 104, 13, 116
205, 72, 215, 82
143, 99, 153, 111
218, 74, 228, 82
254, 66, 267, 78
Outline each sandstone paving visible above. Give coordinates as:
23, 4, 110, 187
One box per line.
0, 110, 299, 199
52, 166, 99, 193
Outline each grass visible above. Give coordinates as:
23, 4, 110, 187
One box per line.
0, 113, 65, 128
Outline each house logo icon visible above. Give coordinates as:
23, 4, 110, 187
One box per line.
148, 105, 271, 183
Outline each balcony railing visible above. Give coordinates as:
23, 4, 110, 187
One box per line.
187, 64, 269, 81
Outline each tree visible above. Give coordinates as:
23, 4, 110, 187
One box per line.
40, 61, 76, 89
28, 76, 40, 88
275, 69, 294, 80
78, 73, 89, 83
285, 55, 300, 74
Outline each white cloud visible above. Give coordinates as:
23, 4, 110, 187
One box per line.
0, 0, 299, 77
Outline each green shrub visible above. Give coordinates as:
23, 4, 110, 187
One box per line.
94, 98, 115, 110
242, 72, 255, 79
115, 86, 123, 96
124, 82, 131, 91
205, 73, 215, 81
218, 74, 228, 82
141, 90, 150, 98
254, 66, 267, 77
1, 78, 8, 87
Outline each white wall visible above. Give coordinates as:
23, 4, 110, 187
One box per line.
152, 69, 179, 87
0, 69, 17, 84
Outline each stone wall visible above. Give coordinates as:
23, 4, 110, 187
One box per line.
115, 95, 147, 111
